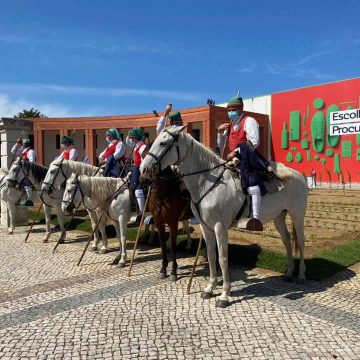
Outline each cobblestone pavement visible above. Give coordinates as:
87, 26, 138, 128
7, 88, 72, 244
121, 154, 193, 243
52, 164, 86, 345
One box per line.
1, 225, 360, 359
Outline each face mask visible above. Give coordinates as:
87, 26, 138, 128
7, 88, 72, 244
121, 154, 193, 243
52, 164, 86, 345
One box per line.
61, 144, 68, 149
106, 137, 112, 143
228, 110, 239, 122
127, 138, 135, 147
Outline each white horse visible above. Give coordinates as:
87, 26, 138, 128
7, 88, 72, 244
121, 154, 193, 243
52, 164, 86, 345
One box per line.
140, 126, 308, 308
42, 158, 108, 251
6, 159, 66, 241
62, 173, 131, 266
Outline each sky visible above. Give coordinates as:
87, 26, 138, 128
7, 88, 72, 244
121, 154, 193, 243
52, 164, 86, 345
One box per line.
0, 0, 359, 118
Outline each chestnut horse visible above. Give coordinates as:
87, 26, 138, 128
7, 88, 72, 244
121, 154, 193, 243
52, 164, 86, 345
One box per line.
146, 166, 193, 281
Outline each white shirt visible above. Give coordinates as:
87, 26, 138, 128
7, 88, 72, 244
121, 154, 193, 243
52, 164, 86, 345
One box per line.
58, 146, 79, 161
156, 115, 167, 133
99, 140, 126, 162
11, 144, 36, 162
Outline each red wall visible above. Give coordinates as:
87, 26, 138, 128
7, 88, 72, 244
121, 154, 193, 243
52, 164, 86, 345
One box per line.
272, 78, 360, 183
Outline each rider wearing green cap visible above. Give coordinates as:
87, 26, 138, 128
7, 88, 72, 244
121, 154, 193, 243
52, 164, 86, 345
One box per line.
59, 135, 79, 161
99, 129, 126, 165
156, 104, 183, 135
126, 128, 147, 217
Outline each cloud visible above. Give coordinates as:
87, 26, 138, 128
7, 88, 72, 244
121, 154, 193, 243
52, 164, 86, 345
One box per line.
0, 82, 203, 102
293, 50, 332, 66
0, 93, 99, 118
238, 65, 255, 73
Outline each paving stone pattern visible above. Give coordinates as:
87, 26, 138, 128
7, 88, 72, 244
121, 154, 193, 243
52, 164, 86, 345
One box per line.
0, 225, 360, 359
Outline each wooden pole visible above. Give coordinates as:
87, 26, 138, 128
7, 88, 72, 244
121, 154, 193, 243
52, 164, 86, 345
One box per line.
77, 211, 105, 266
127, 185, 152, 277
186, 234, 204, 295
52, 202, 81, 253
24, 202, 42, 243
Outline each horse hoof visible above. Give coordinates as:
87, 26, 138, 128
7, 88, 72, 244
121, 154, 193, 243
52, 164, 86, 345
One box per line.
296, 278, 306, 285
283, 275, 293, 283
170, 274, 177, 282
216, 299, 230, 308
117, 262, 125, 269
201, 292, 212, 300
42, 238, 49, 243
7, 231, 14, 235
159, 273, 166, 279
99, 248, 108, 254
90, 246, 98, 252
58, 239, 65, 245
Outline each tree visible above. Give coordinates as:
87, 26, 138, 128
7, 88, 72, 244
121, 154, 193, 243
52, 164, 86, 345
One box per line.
14, 108, 47, 118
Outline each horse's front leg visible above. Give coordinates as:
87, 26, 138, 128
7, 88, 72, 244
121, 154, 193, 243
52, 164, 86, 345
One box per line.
42, 204, 52, 243
157, 222, 168, 279
97, 211, 108, 254
117, 214, 127, 268
200, 224, 217, 299
54, 204, 66, 244
6, 200, 16, 235
88, 210, 100, 251
214, 222, 231, 308
181, 220, 192, 251
169, 222, 178, 282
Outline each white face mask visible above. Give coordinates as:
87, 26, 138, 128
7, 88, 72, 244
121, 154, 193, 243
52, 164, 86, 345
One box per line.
61, 144, 68, 149
127, 138, 135, 147
106, 137, 112, 143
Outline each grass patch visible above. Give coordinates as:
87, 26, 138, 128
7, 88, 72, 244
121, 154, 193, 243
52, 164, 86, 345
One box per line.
28, 209, 360, 280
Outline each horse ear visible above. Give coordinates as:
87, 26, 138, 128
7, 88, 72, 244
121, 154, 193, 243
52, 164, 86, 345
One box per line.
179, 124, 187, 132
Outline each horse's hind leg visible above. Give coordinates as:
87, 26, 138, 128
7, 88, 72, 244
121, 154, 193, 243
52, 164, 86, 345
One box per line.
274, 210, 294, 281
157, 222, 168, 279
98, 214, 109, 254
117, 215, 127, 269
181, 220, 192, 251
88, 210, 100, 251
7, 201, 16, 234
55, 204, 66, 244
289, 211, 306, 283
169, 223, 178, 282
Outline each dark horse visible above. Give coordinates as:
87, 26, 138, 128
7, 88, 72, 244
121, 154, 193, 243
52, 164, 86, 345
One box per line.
146, 166, 193, 281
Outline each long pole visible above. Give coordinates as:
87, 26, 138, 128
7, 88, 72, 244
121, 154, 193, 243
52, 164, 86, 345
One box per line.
186, 234, 204, 295
24, 202, 42, 243
53, 202, 81, 253
127, 185, 152, 277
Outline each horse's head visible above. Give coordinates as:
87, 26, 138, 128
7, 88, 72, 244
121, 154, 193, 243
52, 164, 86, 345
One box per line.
140, 125, 187, 179
62, 173, 80, 215
7, 159, 24, 188
42, 157, 65, 194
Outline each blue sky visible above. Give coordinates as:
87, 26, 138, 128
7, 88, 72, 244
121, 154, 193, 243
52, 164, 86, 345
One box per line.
0, 0, 359, 117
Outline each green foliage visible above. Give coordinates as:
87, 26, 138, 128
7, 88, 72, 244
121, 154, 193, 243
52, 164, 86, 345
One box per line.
14, 108, 47, 118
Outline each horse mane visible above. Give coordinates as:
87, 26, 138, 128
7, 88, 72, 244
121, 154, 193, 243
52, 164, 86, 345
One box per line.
79, 175, 127, 204
22, 160, 49, 183
63, 159, 99, 176
182, 132, 224, 170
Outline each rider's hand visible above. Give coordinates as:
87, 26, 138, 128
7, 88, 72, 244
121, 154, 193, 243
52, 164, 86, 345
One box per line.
16, 138, 23, 145
227, 150, 236, 161
218, 123, 230, 132
164, 104, 172, 114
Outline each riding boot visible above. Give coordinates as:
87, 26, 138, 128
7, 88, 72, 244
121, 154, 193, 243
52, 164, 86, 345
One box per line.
135, 189, 145, 213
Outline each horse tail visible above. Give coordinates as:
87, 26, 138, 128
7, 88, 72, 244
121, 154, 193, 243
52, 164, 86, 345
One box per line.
292, 223, 298, 255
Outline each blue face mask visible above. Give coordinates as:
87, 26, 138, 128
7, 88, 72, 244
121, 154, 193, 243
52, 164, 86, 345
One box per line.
228, 110, 239, 121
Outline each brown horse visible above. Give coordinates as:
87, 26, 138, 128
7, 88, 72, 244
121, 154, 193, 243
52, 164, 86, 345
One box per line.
146, 166, 193, 281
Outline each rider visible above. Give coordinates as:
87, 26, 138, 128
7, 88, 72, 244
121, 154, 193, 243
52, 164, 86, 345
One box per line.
59, 136, 79, 161
127, 128, 147, 220
99, 129, 126, 177
11, 137, 36, 206
156, 104, 183, 135
218, 94, 268, 230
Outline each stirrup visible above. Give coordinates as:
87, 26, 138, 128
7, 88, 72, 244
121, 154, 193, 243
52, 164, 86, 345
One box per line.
237, 218, 263, 231
20, 199, 34, 207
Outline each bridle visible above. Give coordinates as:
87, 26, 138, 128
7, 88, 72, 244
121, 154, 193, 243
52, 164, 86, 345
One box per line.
41, 158, 66, 193
146, 129, 181, 173
61, 176, 88, 213
7, 159, 31, 187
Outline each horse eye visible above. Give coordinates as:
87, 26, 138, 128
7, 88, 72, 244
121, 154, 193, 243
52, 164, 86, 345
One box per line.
159, 142, 166, 146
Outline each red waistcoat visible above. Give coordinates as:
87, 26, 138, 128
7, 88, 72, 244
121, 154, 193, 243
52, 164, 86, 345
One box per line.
62, 146, 78, 161
21, 148, 31, 160
103, 140, 120, 159
133, 141, 145, 167
228, 116, 248, 152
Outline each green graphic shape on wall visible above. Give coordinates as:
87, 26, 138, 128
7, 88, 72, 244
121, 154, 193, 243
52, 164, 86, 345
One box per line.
342, 141, 352, 158
357, 149, 360, 161
295, 153, 303, 162
357, 133, 360, 146
334, 154, 340, 174
314, 155, 320, 161
286, 152, 293, 162
313, 98, 324, 109
326, 104, 340, 147
321, 158, 326, 165
306, 151, 311, 161
281, 123, 289, 149
311, 111, 325, 152
301, 140, 309, 149
325, 149, 334, 157
290, 111, 300, 140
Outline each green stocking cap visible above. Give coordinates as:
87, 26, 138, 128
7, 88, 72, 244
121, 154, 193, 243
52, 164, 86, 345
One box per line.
106, 128, 120, 140
227, 95, 243, 109
60, 135, 74, 144
169, 111, 183, 125
129, 128, 145, 140
23, 139, 31, 147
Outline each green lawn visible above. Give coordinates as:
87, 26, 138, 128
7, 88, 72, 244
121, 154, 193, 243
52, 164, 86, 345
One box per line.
29, 209, 360, 280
